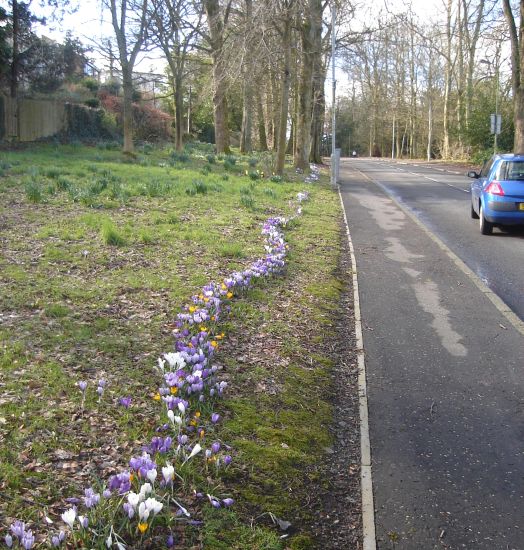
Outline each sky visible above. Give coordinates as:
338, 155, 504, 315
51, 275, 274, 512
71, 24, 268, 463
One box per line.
21, 0, 446, 77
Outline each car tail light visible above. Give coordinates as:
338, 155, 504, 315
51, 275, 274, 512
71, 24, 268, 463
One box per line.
486, 180, 505, 195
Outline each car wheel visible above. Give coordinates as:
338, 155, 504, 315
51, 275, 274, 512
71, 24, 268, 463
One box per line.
470, 200, 479, 219
479, 204, 493, 235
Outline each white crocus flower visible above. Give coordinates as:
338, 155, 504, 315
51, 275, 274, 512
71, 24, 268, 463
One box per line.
146, 469, 157, 484
145, 497, 163, 515
182, 443, 202, 465
138, 502, 150, 522
167, 410, 175, 423
139, 482, 152, 501
174, 415, 182, 425
157, 358, 166, 372
61, 508, 76, 529
127, 492, 140, 508
162, 464, 174, 484
177, 402, 186, 415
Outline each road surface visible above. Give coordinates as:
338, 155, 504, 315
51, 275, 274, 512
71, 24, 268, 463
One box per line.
339, 158, 524, 549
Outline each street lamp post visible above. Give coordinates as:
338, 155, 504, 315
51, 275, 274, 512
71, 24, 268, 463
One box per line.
480, 58, 500, 154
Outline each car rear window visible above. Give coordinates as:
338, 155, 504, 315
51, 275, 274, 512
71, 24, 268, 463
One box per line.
498, 161, 524, 181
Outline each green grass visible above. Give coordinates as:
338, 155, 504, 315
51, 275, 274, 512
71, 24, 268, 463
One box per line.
0, 142, 342, 547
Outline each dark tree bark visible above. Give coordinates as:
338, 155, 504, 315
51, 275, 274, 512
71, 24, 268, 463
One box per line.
503, 0, 524, 153
203, 0, 231, 154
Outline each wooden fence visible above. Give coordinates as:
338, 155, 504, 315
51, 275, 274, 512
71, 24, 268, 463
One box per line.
0, 95, 66, 142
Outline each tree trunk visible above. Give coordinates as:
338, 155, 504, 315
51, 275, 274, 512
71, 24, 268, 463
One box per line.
204, 0, 230, 154
276, 16, 292, 175
10, 0, 19, 99
442, 0, 453, 159
295, 0, 321, 171
502, 0, 524, 153
175, 74, 184, 150
310, 65, 325, 163
256, 90, 268, 151
240, 0, 253, 153
122, 65, 134, 153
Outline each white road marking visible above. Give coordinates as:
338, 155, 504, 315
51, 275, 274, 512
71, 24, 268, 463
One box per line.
413, 280, 468, 357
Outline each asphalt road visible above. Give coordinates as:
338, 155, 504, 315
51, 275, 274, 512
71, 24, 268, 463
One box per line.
338, 159, 524, 549
348, 158, 524, 321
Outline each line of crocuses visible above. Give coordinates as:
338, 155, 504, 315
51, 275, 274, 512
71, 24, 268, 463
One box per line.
3, 190, 310, 550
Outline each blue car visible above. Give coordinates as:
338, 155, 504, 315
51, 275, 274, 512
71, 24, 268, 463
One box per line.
468, 154, 524, 235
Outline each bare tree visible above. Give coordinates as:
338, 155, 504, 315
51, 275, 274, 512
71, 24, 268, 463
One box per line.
294, 0, 322, 170
107, 0, 149, 153
203, 0, 233, 154
149, 0, 202, 150
502, 0, 524, 153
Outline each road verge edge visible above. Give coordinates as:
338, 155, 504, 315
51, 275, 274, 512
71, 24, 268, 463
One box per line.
338, 187, 377, 550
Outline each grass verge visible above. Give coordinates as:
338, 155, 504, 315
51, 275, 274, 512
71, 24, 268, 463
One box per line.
0, 143, 344, 548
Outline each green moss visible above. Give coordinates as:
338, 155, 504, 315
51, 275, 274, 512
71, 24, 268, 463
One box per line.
200, 508, 283, 549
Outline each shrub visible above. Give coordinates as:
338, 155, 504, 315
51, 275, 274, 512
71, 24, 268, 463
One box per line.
84, 98, 101, 109
56, 177, 73, 191
223, 159, 236, 172
248, 157, 258, 168
185, 179, 208, 195
206, 154, 216, 164
248, 170, 261, 181
240, 195, 255, 209
101, 221, 125, 246
25, 181, 43, 203
171, 150, 190, 163
44, 168, 62, 179
270, 175, 283, 183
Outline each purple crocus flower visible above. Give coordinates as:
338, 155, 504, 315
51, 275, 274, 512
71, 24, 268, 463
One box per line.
78, 381, 87, 392
167, 534, 175, 548
108, 471, 131, 494
21, 530, 35, 550
10, 521, 26, 538
119, 396, 132, 408
84, 487, 100, 508
222, 498, 234, 507
223, 455, 232, 466
211, 413, 220, 423
211, 442, 221, 454
5, 534, 13, 548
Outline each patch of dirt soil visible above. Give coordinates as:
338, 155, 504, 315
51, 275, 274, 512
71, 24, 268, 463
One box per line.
308, 224, 362, 549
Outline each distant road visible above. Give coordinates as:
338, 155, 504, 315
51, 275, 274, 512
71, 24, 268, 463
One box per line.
345, 158, 524, 321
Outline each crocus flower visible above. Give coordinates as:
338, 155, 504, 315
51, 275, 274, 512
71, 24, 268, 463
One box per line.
211, 413, 220, 423
211, 441, 220, 454
78, 381, 87, 392
84, 487, 100, 508
61, 509, 76, 529
119, 396, 132, 408
78, 516, 88, 529
223, 455, 232, 466
222, 498, 234, 507
5, 534, 13, 548
162, 464, 175, 485
21, 531, 34, 550
10, 521, 25, 538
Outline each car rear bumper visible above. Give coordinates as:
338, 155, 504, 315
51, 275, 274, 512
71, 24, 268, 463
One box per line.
484, 205, 524, 225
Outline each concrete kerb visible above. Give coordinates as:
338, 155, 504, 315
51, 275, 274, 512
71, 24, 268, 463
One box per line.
338, 186, 377, 550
